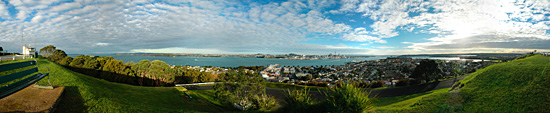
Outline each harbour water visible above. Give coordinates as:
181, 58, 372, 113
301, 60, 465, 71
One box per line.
68, 54, 485, 67
69, 54, 390, 67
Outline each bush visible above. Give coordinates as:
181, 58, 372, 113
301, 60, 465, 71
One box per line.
354, 81, 370, 88
395, 79, 410, 86
409, 79, 422, 85
251, 94, 277, 111
306, 82, 316, 86
282, 89, 312, 112
369, 81, 385, 88
316, 82, 328, 87
325, 83, 374, 113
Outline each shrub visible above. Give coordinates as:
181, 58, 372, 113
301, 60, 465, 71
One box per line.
306, 82, 316, 86
283, 89, 312, 112
361, 82, 370, 88
369, 81, 385, 88
325, 83, 374, 113
316, 82, 328, 87
251, 94, 277, 111
395, 79, 410, 86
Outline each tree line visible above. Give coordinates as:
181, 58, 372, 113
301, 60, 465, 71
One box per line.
40, 45, 262, 87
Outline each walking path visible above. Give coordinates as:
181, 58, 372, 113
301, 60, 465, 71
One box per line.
184, 74, 470, 100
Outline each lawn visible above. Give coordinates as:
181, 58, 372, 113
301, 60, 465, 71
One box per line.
458, 55, 550, 112
373, 55, 550, 112
4, 58, 231, 112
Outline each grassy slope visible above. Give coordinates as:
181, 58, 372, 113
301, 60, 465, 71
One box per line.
375, 55, 550, 112
11, 59, 230, 112
459, 55, 550, 112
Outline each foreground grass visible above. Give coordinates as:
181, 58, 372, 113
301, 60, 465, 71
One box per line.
459, 55, 550, 112
374, 55, 550, 112
27, 59, 227, 112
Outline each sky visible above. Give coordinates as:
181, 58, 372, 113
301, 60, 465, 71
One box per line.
0, 0, 549, 55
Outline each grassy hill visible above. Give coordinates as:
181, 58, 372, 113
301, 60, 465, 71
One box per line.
374, 54, 550, 112
4, 55, 548, 112
1, 59, 227, 112
458, 54, 550, 112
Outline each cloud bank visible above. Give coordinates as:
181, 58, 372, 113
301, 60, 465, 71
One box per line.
0, 0, 548, 55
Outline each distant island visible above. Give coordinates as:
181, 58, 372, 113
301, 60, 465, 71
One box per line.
398, 53, 524, 61
113, 53, 374, 60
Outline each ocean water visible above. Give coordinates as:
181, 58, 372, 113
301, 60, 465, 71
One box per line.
69, 54, 390, 67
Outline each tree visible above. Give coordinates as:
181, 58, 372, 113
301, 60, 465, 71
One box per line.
132, 60, 151, 86
83, 58, 100, 70
198, 72, 214, 83
148, 60, 171, 86
410, 59, 444, 83
50, 49, 67, 62
39, 45, 56, 57
214, 70, 271, 111
69, 55, 86, 68
59, 56, 73, 66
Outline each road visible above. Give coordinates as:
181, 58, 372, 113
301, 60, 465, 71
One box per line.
185, 74, 470, 101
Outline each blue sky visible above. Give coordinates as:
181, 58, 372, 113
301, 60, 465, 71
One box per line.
0, 0, 549, 55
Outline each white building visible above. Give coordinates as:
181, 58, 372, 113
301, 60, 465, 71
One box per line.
22, 45, 35, 57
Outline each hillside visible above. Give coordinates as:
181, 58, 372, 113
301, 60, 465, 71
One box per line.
1, 59, 227, 112
3, 55, 548, 112
375, 54, 550, 112
458, 54, 550, 112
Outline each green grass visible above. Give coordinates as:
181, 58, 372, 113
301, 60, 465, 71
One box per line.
373, 55, 550, 112
23, 58, 230, 112
458, 55, 550, 112
374, 88, 451, 112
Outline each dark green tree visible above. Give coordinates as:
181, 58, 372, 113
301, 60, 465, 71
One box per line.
83, 58, 100, 70
59, 56, 73, 66
132, 60, 151, 86
39, 45, 56, 57
50, 49, 67, 62
69, 55, 86, 68
410, 59, 444, 83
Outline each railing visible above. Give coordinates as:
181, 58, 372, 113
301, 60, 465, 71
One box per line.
0, 55, 34, 61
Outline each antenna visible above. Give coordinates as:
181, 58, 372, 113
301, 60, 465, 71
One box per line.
21, 32, 23, 48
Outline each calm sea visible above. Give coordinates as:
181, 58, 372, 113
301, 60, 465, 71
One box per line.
69, 54, 391, 67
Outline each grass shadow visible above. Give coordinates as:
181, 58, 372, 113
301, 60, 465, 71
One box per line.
54, 86, 87, 113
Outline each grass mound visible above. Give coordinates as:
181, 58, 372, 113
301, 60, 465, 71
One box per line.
374, 55, 550, 112
458, 55, 550, 112
6, 59, 228, 112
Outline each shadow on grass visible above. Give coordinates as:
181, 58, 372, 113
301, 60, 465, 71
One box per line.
54, 86, 87, 113
63, 66, 173, 87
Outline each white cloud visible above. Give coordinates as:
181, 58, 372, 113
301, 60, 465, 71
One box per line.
30, 14, 43, 23
376, 46, 394, 49
346, 0, 550, 52
0, 2, 9, 18
49, 2, 82, 12
342, 27, 386, 43
0, 0, 364, 55
95, 42, 109, 46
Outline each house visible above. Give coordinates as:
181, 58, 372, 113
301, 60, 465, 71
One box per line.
22, 45, 35, 58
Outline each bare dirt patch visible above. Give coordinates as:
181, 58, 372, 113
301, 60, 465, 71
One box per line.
0, 86, 64, 112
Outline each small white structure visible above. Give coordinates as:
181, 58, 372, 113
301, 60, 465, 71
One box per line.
22, 44, 35, 58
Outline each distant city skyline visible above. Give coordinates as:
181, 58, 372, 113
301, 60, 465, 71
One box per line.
0, 0, 549, 55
